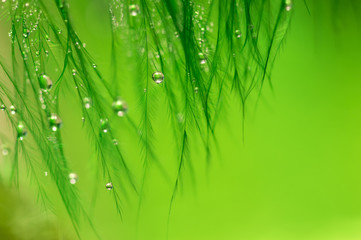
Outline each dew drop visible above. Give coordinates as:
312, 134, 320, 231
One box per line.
23, 28, 30, 38
0, 104, 5, 111
10, 105, 16, 115
198, 52, 206, 65
72, 69, 77, 76
152, 71, 164, 84
194, 87, 199, 93
48, 113, 62, 132
105, 182, 113, 190
39, 74, 53, 90
112, 97, 128, 117
83, 97, 92, 109
17, 121, 27, 140
285, 0, 292, 11
129, 4, 139, 16
235, 29, 242, 38
69, 173, 78, 184
100, 118, 109, 133
1, 145, 9, 156
177, 113, 184, 123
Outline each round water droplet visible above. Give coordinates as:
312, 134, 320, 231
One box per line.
194, 87, 199, 93
92, 63, 97, 68
152, 71, 164, 84
39, 74, 53, 90
285, 0, 292, 11
198, 52, 206, 65
23, 28, 30, 38
0, 104, 5, 111
100, 118, 109, 133
83, 97, 92, 109
2, 145, 9, 156
112, 139, 118, 145
72, 69, 77, 76
112, 97, 128, 117
10, 105, 16, 115
17, 121, 27, 140
48, 113, 62, 132
69, 173, 78, 184
105, 182, 113, 190
177, 113, 184, 123
129, 4, 140, 16
235, 29, 242, 38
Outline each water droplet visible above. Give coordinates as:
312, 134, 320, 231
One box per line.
235, 29, 242, 38
194, 87, 199, 93
198, 52, 206, 65
100, 118, 109, 133
129, 4, 139, 16
17, 121, 27, 140
92, 63, 97, 68
23, 28, 29, 38
285, 0, 292, 11
39, 74, 53, 90
152, 71, 164, 84
112, 97, 128, 117
69, 173, 78, 184
72, 69, 77, 76
10, 105, 16, 115
177, 113, 184, 123
0, 104, 5, 111
112, 139, 118, 145
44, 171, 48, 176
2, 145, 9, 156
83, 97, 92, 109
48, 113, 62, 132
105, 182, 113, 190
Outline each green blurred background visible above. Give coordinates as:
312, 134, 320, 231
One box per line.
1, 0, 361, 239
